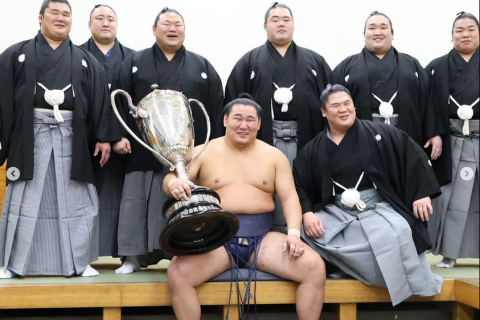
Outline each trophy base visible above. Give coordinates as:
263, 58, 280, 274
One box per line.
160, 187, 239, 256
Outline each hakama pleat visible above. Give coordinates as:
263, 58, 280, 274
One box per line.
271, 120, 298, 233
429, 120, 479, 259
0, 110, 99, 276
117, 169, 168, 265
303, 189, 443, 306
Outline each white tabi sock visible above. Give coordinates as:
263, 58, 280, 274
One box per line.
115, 256, 141, 274
80, 265, 100, 277
435, 257, 456, 268
0, 268, 18, 279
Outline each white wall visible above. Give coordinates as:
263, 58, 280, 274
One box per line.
1, 0, 478, 85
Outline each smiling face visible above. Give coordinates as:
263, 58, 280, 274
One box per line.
264, 7, 294, 46
224, 104, 261, 147
452, 18, 479, 55
153, 11, 185, 54
89, 6, 117, 44
322, 92, 356, 132
364, 15, 393, 56
39, 1, 72, 41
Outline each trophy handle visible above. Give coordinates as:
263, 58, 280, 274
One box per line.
188, 99, 211, 164
110, 89, 176, 170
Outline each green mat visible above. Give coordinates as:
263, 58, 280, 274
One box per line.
0, 255, 477, 285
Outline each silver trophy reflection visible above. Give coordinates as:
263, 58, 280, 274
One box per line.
111, 85, 239, 256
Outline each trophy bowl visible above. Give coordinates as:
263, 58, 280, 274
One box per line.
161, 187, 239, 256
111, 86, 239, 257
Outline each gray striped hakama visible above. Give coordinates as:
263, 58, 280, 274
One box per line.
303, 188, 443, 306
117, 169, 169, 265
271, 120, 298, 233
0, 110, 99, 276
429, 119, 479, 259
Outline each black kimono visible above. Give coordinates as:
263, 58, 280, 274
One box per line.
293, 119, 441, 254
110, 44, 224, 261
225, 41, 333, 151
81, 37, 135, 257
112, 44, 224, 174
0, 31, 119, 183
333, 47, 431, 146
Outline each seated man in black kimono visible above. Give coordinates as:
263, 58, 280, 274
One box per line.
163, 95, 325, 320
293, 84, 443, 306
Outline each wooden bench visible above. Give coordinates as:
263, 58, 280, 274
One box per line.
0, 277, 478, 320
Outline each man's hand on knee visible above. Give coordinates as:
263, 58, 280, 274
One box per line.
169, 178, 195, 201
282, 232, 305, 259
302, 212, 324, 238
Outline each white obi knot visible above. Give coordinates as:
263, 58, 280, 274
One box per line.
450, 95, 479, 135
37, 83, 72, 123
273, 82, 295, 113
333, 172, 367, 211
372, 91, 398, 125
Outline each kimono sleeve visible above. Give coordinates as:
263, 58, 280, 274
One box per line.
225, 55, 248, 104
399, 129, 441, 204
110, 55, 134, 138
205, 60, 225, 139
293, 142, 317, 213
0, 49, 16, 164
423, 60, 447, 139
90, 58, 121, 143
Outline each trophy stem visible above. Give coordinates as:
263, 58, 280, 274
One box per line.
175, 161, 190, 181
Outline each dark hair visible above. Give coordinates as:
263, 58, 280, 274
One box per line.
364, 11, 393, 34
264, 2, 293, 23
39, 0, 71, 15
452, 12, 479, 34
89, 4, 117, 23
223, 93, 263, 118
154, 7, 185, 26
320, 84, 352, 109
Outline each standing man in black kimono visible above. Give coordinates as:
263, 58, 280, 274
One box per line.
333, 11, 442, 155
426, 12, 479, 268
225, 2, 333, 232
111, 7, 224, 274
293, 84, 443, 306
81, 4, 135, 258
0, 0, 118, 278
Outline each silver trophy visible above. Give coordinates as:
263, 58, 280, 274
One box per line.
111, 85, 239, 256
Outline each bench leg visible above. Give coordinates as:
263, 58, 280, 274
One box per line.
452, 302, 474, 320
103, 307, 121, 320
336, 303, 357, 320
223, 304, 240, 320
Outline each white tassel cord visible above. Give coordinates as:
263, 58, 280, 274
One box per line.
450, 95, 479, 136
37, 83, 72, 123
